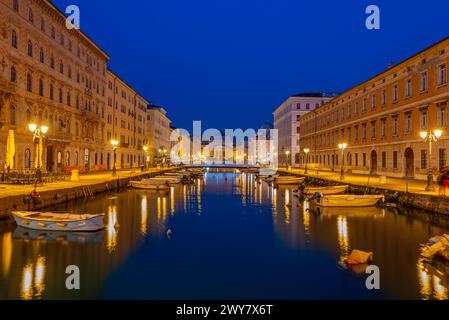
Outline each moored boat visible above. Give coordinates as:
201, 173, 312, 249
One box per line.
259, 168, 277, 177
298, 185, 349, 195
421, 234, 449, 261
130, 180, 170, 190
274, 176, 305, 185
12, 211, 105, 232
150, 176, 182, 184
310, 194, 384, 207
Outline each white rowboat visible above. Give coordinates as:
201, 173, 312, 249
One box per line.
274, 176, 305, 185
312, 195, 384, 207
130, 180, 170, 190
300, 185, 349, 195
12, 211, 105, 232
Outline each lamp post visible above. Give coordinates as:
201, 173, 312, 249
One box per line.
29, 123, 48, 183
285, 150, 290, 169
143, 145, 148, 171
303, 148, 310, 174
338, 143, 347, 181
111, 139, 119, 176
420, 129, 443, 191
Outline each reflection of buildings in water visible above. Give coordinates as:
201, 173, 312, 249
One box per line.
303, 201, 310, 236
284, 189, 290, 225
418, 260, 449, 300
20, 256, 46, 300
170, 187, 175, 215
107, 205, 118, 253
2, 232, 12, 279
337, 216, 350, 257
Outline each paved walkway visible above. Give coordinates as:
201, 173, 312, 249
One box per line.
0, 168, 172, 199
278, 167, 445, 196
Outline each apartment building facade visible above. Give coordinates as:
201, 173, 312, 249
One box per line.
106, 70, 147, 169
146, 104, 171, 165
273, 93, 336, 167
299, 37, 449, 180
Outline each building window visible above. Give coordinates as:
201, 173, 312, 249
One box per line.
392, 116, 399, 136
393, 85, 398, 102
10, 106, 16, 125
382, 152, 386, 169
11, 30, 18, 48
371, 95, 376, 109
405, 79, 412, 97
362, 153, 367, 167
12, 0, 19, 11
420, 71, 428, 92
420, 109, 428, 130
40, 18, 45, 32
438, 64, 447, 86
65, 151, 70, 167
362, 123, 367, 140
51, 26, 55, 39
10, 66, 16, 82
59, 61, 64, 74
421, 149, 428, 169
355, 153, 358, 167
438, 102, 447, 128
354, 102, 359, 115
74, 152, 79, 166
381, 89, 386, 106
39, 47, 44, 63
405, 112, 412, 133
26, 73, 32, 92
371, 121, 377, 139
39, 79, 44, 96
362, 98, 367, 113
50, 54, 55, 69
354, 125, 359, 141
439, 149, 447, 170
393, 151, 398, 169
27, 40, 33, 57
67, 92, 71, 106
381, 119, 387, 137
59, 88, 63, 103
50, 83, 54, 100
28, 8, 33, 23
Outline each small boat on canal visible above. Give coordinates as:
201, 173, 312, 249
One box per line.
295, 185, 349, 195
129, 180, 170, 190
310, 194, 385, 207
274, 176, 305, 185
13, 226, 103, 243
150, 176, 182, 184
12, 211, 105, 232
420, 234, 449, 261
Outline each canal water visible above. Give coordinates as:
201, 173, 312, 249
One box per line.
1, 172, 449, 300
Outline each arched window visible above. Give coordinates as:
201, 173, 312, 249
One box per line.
27, 40, 33, 57
10, 106, 16, 125
39, 79, 44, 96
24, 149, 31, 169
11, 30, 18, 48
57, 151, 62, 164
39, 47, 44, 63
65, 151, 70, 167
28, 9, 33, 23
74, 151, 79, 166
26, 73, 32, 92
12, 0, 19, 12
10, 66, 16, 82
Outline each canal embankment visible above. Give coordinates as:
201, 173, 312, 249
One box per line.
0, 168, 175, 219
278, 168, 449, 215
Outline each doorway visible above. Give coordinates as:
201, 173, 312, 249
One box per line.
46, 146, 54, 172
405, 148, 414, 178
370, 150, 378, 175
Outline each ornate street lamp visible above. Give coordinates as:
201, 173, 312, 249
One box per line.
29, 123, 48, 183
303, 148, 310, 174
420, 129, 443, 191
111, 139, 119, 176
338, 143, 347, 181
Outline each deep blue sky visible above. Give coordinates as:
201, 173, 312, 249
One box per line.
53, 0, 449, 130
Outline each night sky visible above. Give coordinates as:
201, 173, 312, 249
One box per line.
52, 0, 449, 131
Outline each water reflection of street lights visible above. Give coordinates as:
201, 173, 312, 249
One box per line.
111, 139, 119, 176
420, 129, 443, 191
285, 150, 290, 168
143, 145, 148, 171
29, 123, 48, 183
303, 148, 310, 174
338, 143, 347, 181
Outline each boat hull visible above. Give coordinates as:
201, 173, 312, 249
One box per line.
314, 195, 384, 207
12, 212, 105, 232
302, 185, 348, 195
274, 177, 305, 185
130, 181, 170, 190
